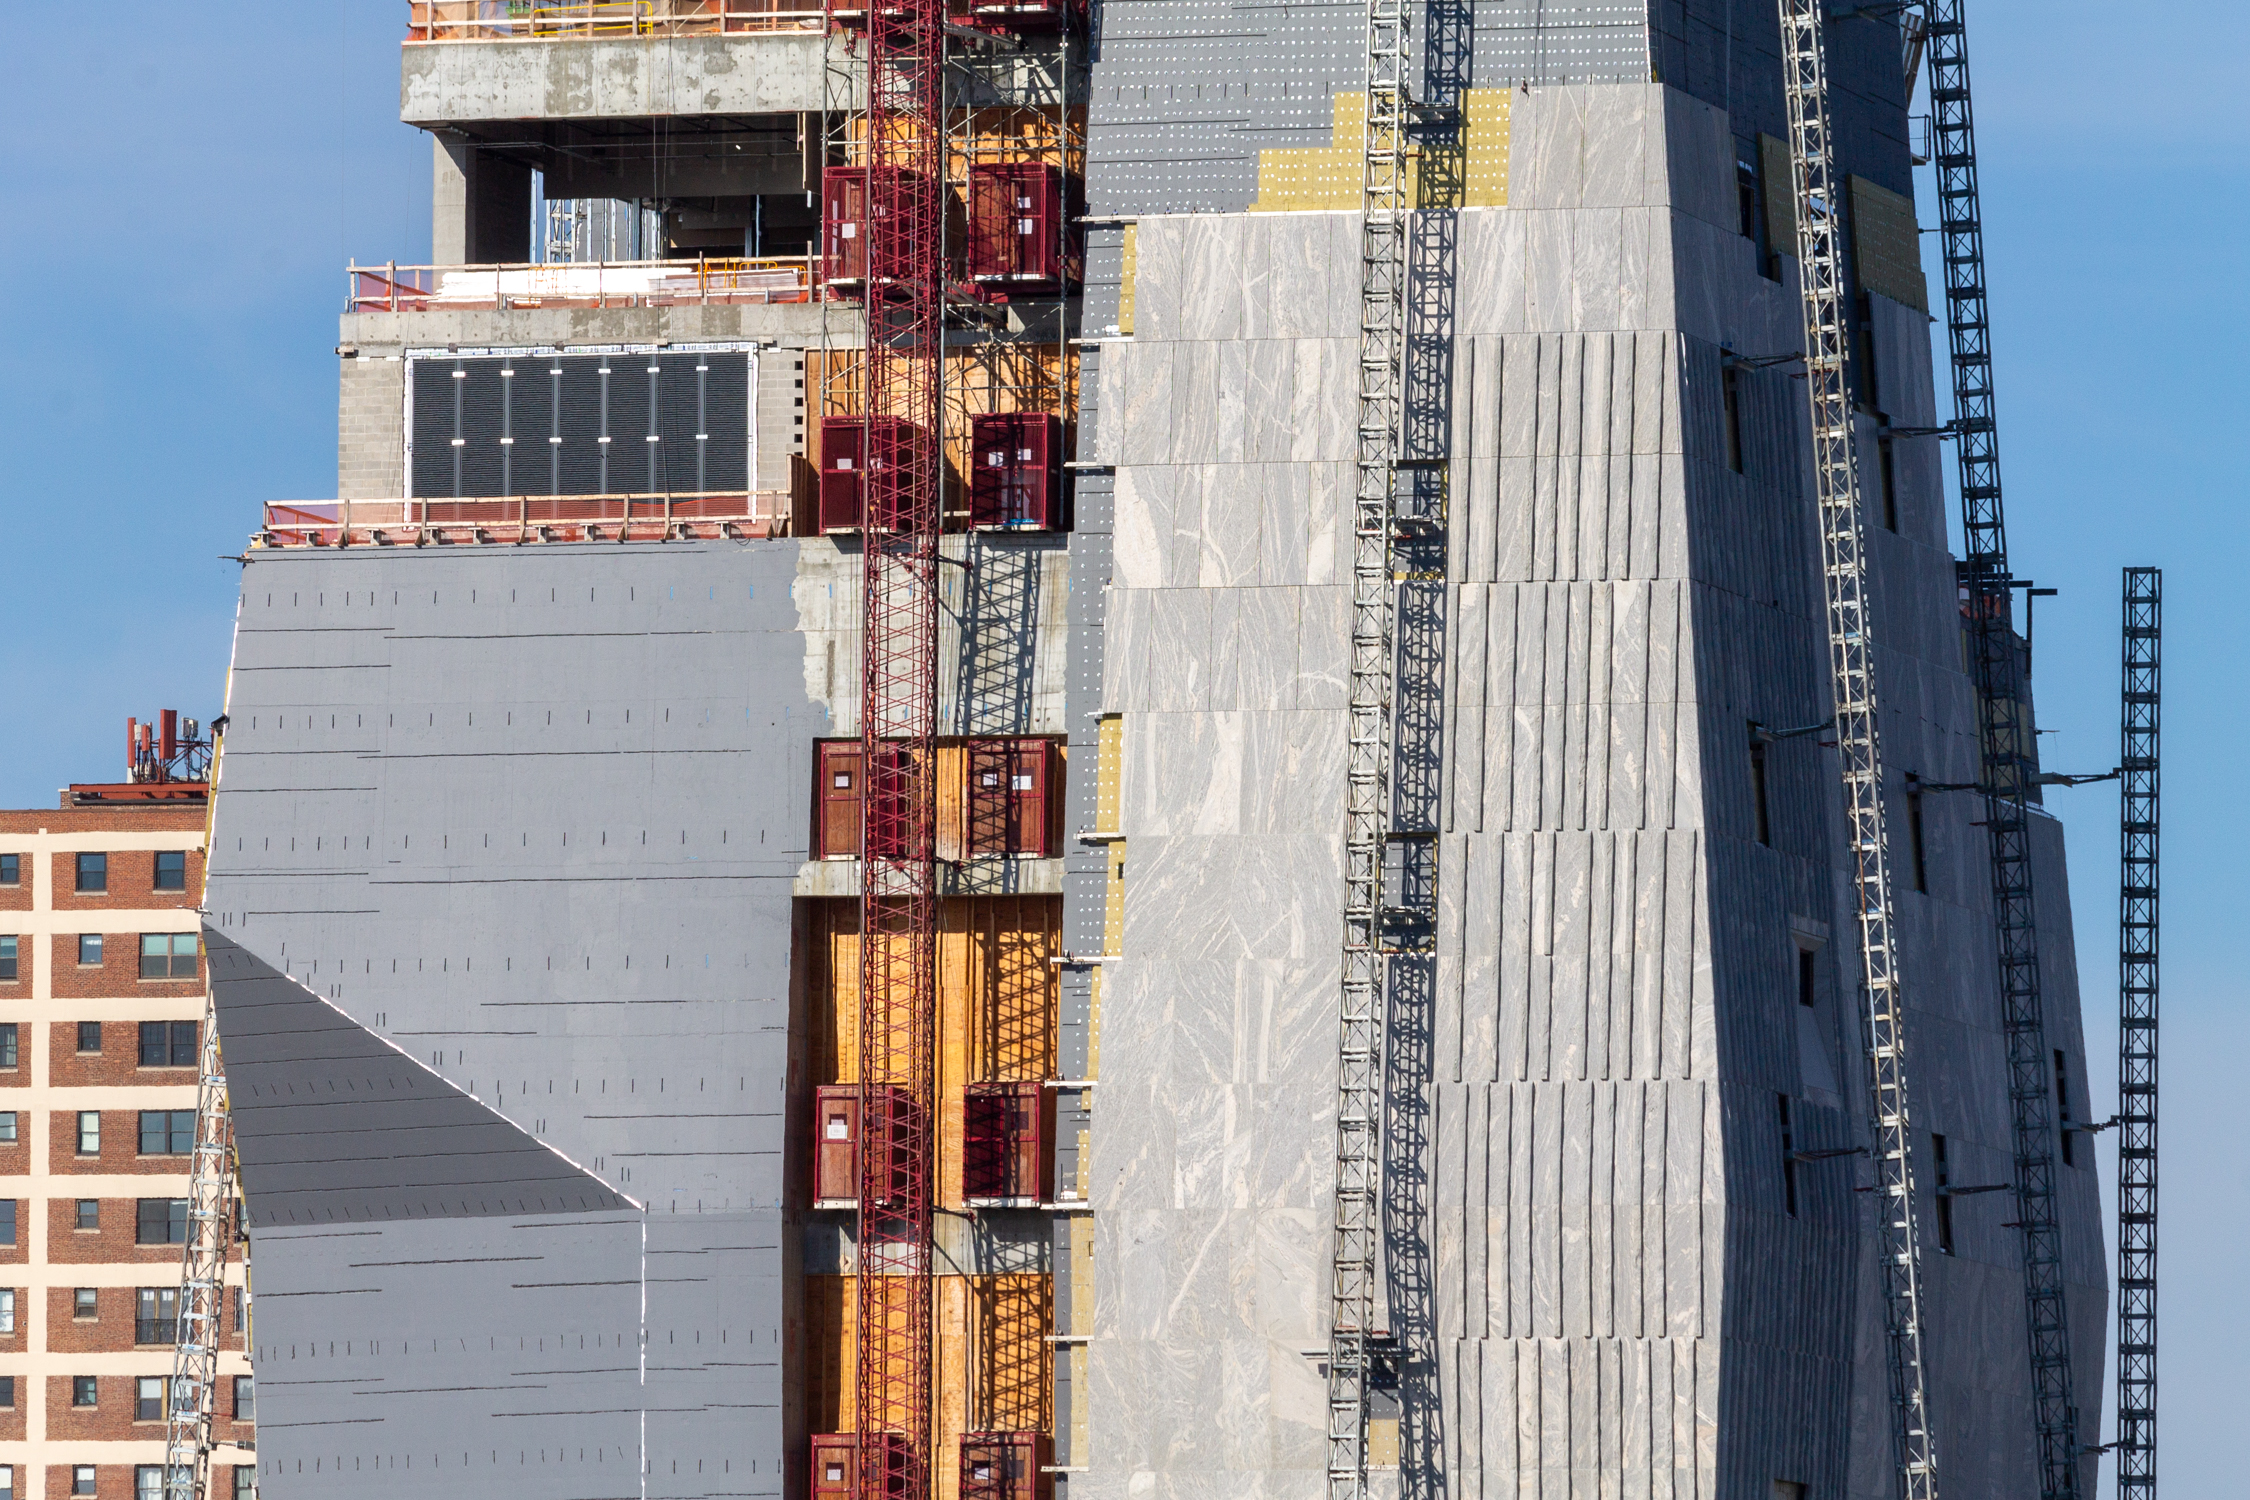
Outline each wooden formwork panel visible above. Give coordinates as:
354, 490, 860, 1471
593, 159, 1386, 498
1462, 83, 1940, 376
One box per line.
810, 896, 1061, 1210
805, 1272, 1052, 1500
810, 347, 1078, 522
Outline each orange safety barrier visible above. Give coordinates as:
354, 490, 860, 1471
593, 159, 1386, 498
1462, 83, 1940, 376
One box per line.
407, 1, 826, 41
346, 257, 818, 314
261, 492, 796, 548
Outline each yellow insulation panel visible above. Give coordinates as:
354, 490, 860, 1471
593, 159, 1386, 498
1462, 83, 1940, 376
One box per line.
1252, 89, 1511, 212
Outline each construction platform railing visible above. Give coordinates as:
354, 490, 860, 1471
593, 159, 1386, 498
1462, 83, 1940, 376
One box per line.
259, 492, 794, 548
408, 1, 825, 41
346, 257, 816, 314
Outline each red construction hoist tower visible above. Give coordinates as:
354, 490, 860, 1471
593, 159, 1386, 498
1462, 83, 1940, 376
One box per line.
844, 0, 947, 1490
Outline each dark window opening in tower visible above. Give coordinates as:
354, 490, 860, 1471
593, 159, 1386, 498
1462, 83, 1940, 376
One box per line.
1776, 1095, 1798, 1218
1749, 733, 1771, 846
1723, 364, 1745, 475
2055, 1051, 2075, 1165
1879, 433, 1898, 531
1932, 1133, 1955, 1254
1797, 947, 1817, 1008
1907, 790, 1928, 892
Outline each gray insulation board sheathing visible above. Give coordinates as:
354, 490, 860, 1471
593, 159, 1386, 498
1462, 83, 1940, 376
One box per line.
1084, 0, 1651, 214
208, 541, 813, 1497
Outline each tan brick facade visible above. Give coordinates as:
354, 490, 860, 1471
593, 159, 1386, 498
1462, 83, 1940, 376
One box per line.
0, 803, 249, 1489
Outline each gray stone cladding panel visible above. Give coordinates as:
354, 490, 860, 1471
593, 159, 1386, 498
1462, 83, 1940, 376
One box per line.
1082, 71, 2103, 1500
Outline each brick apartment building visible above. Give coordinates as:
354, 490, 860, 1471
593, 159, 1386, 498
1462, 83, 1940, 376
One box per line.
0, 781, 251, 1500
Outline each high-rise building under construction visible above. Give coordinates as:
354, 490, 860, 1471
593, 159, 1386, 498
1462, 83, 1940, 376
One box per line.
204, 3, 2107, 1498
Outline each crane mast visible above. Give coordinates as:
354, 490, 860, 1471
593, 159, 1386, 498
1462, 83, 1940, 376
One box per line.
2115, 569, 2160, 1499
1772, 3, 1939, 1496
1923, 6, 2082, 1492
848, 0, 947, 1483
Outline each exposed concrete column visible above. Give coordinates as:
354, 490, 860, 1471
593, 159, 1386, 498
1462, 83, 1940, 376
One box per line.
432, 137, 471, 263
431, 136, 532, 264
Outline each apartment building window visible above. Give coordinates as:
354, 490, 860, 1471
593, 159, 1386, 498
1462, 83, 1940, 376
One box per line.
141, 1022, 197, 1068
79, 934, 104, 965
233, 1469, 254, 1500
137, 1470, 189, 1500
78, 1111, 102, 1155
139, 1110, 195, 1156
0, 1025, 15, 1067
0, 1201, 15, 1246
233, 1374, 254, 1421
0, 1463, 9, 1500
73, 1376, 99, 1407
0, 938, 14, 982
0, 1378, 10, 1407
75, 1199, 99, 1231
0, 1112, 15, 1145
137, 1199, 189, 1245
141, 934, 199, 980
136, 1376, 166, 1421
0, 853, 17, 884
79, 1022, 102, 1053
137, 1288, 180, 1345
72, 1468, 95, 1498
1933, 1132, 1956, 1255
154, 851, 188, 891
78, 852, 108, 892
232, 1284, 246, 1332
75, 1288, 99, 1320
0, 1288, 14, 1334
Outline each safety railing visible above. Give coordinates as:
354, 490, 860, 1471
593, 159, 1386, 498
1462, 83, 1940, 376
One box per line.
407, 1, 826, 40
347, 257, 816, 314
261, 492, 798, 549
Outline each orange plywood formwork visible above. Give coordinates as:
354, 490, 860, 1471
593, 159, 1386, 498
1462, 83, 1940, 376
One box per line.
808, 1272, 1051, 1500
817, 344, 1075, 533
809, 895, 1059, 1223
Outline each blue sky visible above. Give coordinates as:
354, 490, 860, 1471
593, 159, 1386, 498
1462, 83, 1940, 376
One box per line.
0, 0, 2241, 1484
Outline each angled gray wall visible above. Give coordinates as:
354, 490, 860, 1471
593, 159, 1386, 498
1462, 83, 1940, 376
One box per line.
210, 540, 816, 1498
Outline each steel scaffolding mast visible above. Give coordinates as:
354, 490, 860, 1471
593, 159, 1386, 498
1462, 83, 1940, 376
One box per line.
1773, 4, 1938, 1497
2115, 568, 2161, 1500
162, 994, 243, 1500
1327, 0, 1411, 1489
166, 721, 245, 1500
1924, 7, 2081, 1492
848, 0, 947, 1489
